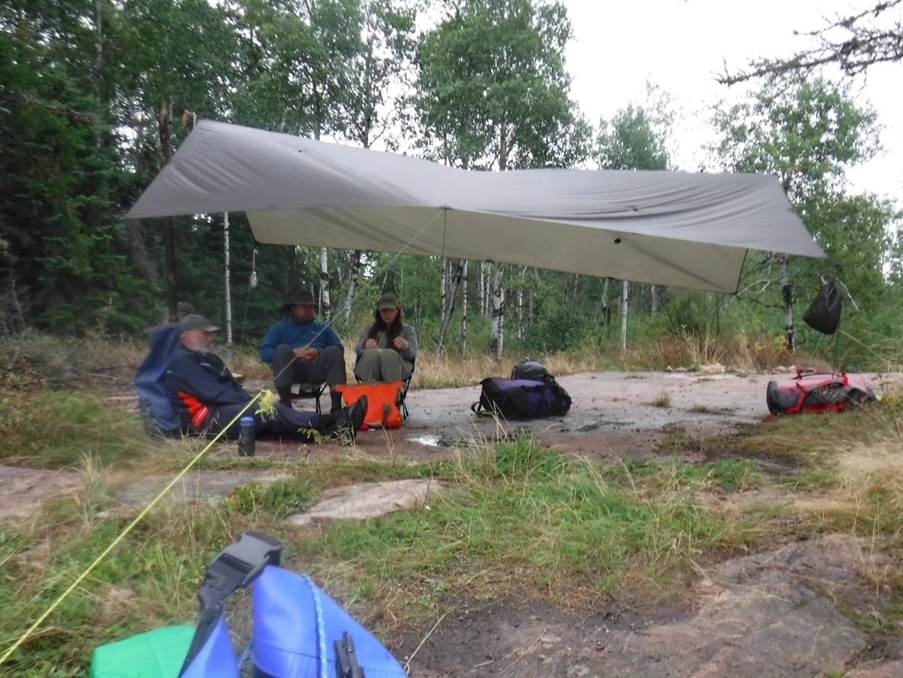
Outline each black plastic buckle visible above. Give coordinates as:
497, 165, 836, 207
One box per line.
180, 533, 284, 677
335, 632, 365, 678
217, 531, 283, 586
197, 532, 283, 610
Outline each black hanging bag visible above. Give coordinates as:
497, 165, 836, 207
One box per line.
803, 281, 843, 335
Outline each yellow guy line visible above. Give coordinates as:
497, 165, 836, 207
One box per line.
0, 392, 263, 668
2, 207, 448, 667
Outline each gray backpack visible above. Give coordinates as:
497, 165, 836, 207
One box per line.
511, 359, 551, 382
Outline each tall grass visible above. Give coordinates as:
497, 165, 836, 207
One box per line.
1, 330, 147, 388
0, 436, 751, 674
298, 436, 747, 622
729, 390, 903, 630
0, 390, 161, 468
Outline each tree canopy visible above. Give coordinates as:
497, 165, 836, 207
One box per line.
0, 0, 900, 369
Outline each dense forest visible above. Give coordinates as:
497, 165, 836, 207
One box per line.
2, 0, 901, 367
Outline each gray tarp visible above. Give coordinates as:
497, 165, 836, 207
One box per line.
126, 120, 825, 293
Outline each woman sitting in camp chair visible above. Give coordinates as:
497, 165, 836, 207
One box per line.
354, 293, 417, 383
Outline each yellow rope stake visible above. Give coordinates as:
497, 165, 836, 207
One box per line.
0, 392, 263, 668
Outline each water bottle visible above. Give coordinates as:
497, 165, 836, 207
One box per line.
238, 416, 256, 457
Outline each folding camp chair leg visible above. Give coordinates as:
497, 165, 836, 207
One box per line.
400, 375, 412, 419
291, 383, 328, 415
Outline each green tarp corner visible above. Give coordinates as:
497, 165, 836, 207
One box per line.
90, 625, 194, 678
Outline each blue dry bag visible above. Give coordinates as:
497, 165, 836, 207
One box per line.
91, 533, 407, 678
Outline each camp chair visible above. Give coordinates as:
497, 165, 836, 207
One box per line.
290, 382, 328, 414
399, 361, 414, 419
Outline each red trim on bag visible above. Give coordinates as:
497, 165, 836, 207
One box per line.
177, 391, 209, 429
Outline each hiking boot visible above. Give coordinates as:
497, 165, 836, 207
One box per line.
333, 396, 367, 443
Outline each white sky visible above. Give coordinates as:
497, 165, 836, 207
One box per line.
560, 0, 903, 204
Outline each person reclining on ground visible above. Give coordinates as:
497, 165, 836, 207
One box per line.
260, 289, 347, 411
354, 293, 417, 383
165, 314, 365, 442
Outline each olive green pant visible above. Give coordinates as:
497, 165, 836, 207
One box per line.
354, 349, 413, 383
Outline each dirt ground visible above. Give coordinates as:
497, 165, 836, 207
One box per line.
395, 535, 903, 677
4, 369, 814, 515
248, 369, 900, 463
3, 369, 902, 676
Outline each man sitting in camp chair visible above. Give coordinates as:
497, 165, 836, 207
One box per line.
260, 289, 347, 413
165, 314, 365, 442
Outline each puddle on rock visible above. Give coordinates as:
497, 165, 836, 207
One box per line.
409, 434, 470, 449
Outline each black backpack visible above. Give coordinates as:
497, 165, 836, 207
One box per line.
472, 372, 571, 421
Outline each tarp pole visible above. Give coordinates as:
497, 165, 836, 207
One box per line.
224, 212, 233, 344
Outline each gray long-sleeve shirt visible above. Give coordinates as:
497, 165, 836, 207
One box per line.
354, 324, 417, 364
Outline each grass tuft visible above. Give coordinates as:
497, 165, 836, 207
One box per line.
647, 391, 673, 408
689, 405, 734, 415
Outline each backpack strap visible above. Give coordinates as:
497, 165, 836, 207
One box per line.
179, 533, 283, 676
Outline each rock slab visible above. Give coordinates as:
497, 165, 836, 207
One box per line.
0, 465, 82, 519
114, 470, 288, 507
286, 478, 442, 526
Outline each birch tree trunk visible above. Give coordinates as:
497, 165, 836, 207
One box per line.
342, 250, 362, 325
479, 262, 487, 316
778, 179, 796, 353
570, 274, 580, 304
601, 277, 610, 328
490, 125, 510, 357
319, 247, 331, 320
436, 260, 464, 356
286, 248, 298, 294
440, 257, 448, 319
620, 280, 630, 353
460, 259, 469, 355
312, 106, 330, 320
490, 265, 505, 360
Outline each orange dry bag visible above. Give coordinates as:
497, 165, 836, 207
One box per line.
335, 382, 404, 429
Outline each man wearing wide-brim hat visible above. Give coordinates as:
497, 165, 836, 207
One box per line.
259, 289, 347, 411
